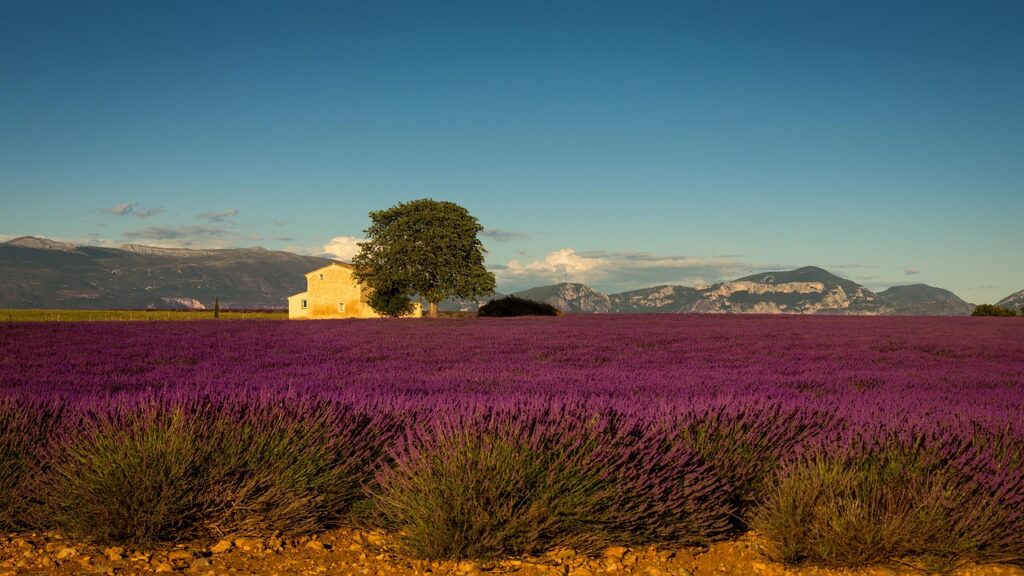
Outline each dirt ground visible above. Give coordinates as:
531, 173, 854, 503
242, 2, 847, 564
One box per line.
2, 529, 1022, 576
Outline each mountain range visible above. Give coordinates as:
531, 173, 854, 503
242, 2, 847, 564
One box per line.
997, 290, 1024, 314
485, 269, 977, 316
0, 236, 1014, 316
0, 236, 332, 309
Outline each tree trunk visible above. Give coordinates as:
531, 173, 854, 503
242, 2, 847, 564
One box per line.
429, 301, 438, 318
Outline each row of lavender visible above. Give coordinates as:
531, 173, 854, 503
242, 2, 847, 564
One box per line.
1, 316, 1023, 566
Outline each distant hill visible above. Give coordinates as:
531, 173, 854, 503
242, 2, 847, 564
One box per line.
997, 289, 1024, 314
877, 284, 975, 316
0, 238, 981, 316
438, 293, 506, 313
0, 236, 333, 309
698, 265, 889, 314
501, 267, 972, 316
608, 285, 703, 313
512, 283, 611, 313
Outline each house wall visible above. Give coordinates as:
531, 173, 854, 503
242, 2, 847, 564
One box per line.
306, 265, 379, 318
290, 264, 423, 319
287, 293, 309, 319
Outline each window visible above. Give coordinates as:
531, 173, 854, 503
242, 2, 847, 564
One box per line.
338, 302, 345, 313
301, 299, 307, 309
319, 273, 324, 280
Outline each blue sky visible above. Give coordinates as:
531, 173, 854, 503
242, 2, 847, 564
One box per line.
1, 1, 1022, 301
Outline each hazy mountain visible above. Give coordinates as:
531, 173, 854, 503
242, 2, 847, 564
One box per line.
0, 237, 333, 309
997, 290, 1024, 314
512, 283, 612, 313
877, 284, 975, 316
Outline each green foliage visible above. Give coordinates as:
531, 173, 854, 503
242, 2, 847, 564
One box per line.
353, 199, 496, 317
37, 404, 383, 546
368, 286, 417, 318
972, 304, 1017, 316
0, 401, 47, 530
203, 406, 378, 536
372, 430, 606, 560
478, 296, 559, 317
40, 409, 211, 545
752, 448, 1005, 569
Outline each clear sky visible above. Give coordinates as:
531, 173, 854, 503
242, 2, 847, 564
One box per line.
2, 1, 1022, 302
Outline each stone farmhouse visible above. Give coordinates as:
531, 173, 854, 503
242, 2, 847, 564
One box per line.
288, 262, 422, 319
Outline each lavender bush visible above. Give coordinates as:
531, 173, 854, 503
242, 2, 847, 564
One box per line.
0, 316, 1021, 562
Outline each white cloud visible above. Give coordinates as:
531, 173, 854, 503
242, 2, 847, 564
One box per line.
496, 248, 769, 292
322, 236, 363, 260
505, 249, 608, 278
904, 265, 920, 275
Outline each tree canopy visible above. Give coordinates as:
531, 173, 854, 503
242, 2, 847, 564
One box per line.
353, 199, 496, 318
971, 304, 1017, 317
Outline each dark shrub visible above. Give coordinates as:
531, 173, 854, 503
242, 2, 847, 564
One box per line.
38, 400, 388, 546
676, 406, 834, 530
598, 424, 733, 546
972, 304, 1017, 316
0, 399, 53, 530
372, 424, 605, 559
40, 408, 211, 545
478, 296, 559, 317
205, 402, 389, 536
752, 440, 1020, 568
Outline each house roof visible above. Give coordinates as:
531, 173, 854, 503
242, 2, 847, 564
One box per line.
305, 261, 354, 276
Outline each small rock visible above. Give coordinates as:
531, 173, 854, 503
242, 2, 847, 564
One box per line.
154, 561, 174, 573
604, 546, 628, 560
103, 547, 124, 562
168, 550, 194, 562
306, 540, 325, 552
191, 557, 212, 569
130, 551, 150, 562
210, 540, 233, 554
56, 547, 77, 560
551, 549, 577, 563
234, 538, 264, 552
91, 565, 115, 575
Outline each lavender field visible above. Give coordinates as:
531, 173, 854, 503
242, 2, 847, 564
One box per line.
1, 315, 1023, 566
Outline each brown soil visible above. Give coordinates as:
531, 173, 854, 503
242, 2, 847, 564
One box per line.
2, 530, 1021, 576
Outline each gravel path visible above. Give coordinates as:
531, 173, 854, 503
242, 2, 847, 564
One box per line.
3, 530, 1023, 576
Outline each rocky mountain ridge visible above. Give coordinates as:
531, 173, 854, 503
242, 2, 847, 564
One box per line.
505, 267, 979, 316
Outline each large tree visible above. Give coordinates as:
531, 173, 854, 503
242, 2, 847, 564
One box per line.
353, 199, 496, 318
